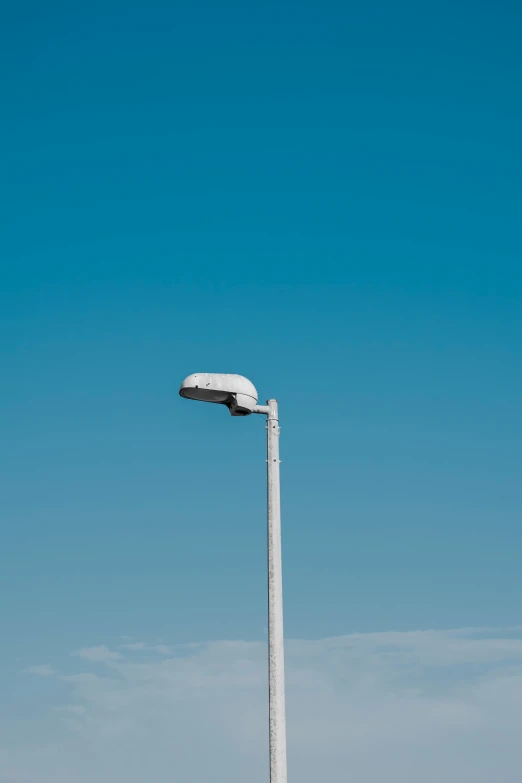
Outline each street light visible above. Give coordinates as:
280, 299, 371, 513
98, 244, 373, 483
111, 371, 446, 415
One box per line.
179, 373, 288, 783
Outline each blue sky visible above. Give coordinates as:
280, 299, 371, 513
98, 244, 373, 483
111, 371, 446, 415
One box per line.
1, 0, 521, 779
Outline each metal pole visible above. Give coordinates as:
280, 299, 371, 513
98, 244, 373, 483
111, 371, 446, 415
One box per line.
266, 399, 287, 783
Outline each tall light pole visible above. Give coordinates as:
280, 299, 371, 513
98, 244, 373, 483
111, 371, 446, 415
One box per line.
179, 373, 287, 783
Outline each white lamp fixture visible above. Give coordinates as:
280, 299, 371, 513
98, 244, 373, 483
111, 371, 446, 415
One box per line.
179, 372, 287, 783
179, 373, 261, 416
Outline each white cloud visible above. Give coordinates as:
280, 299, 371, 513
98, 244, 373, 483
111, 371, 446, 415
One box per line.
73, 646, 123, 663
120, 642, 171, 655
52, 706, 86, 715
10, 627, 522, 782
26, 664, 56, 677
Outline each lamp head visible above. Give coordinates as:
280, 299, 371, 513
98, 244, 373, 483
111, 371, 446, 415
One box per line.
179, 373, 258, 416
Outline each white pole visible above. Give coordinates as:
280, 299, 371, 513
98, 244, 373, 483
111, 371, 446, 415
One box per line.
266, 399, 288, 783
